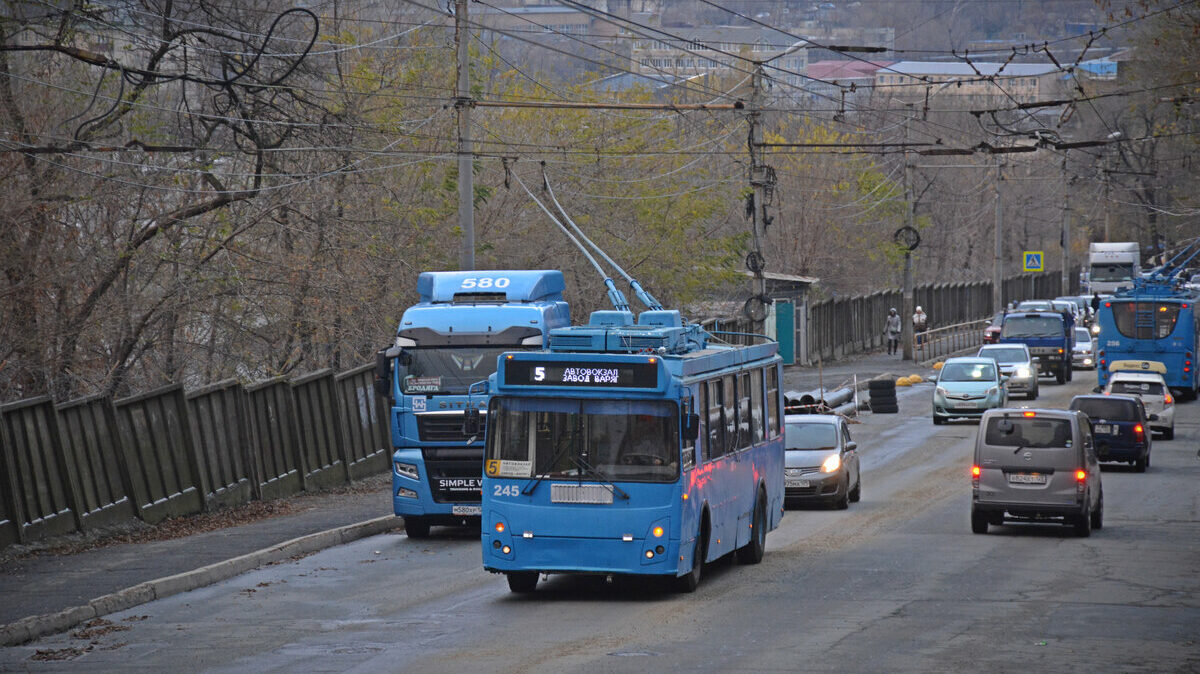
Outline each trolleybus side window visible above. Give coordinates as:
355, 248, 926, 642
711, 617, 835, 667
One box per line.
766, 366, 780, 438
706, 379, 724, 460
737, 372, 752, 450
722, 374, 736, 454
750, 368, 764, 444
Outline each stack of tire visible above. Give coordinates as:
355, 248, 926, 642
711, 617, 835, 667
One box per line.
868, 378, 898, 413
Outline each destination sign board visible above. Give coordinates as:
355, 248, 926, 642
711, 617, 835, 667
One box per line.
503, 360, 658, 388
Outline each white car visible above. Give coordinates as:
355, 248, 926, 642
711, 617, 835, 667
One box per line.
1104, 370, 1175, 439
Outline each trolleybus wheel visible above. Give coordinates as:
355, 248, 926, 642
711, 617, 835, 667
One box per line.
675, 530, 705, 593
736, 491, 767, 565
506, 572, 538, 594
404, 517, 430, 539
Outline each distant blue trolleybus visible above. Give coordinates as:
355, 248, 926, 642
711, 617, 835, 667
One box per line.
480, 308, 785, 593
1093, 243, 1200, 400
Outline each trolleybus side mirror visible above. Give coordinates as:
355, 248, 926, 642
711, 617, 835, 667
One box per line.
463, 408, 482, 436
682, 413, 700, 441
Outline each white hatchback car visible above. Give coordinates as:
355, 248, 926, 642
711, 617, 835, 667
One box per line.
1104, 370, 1175, 439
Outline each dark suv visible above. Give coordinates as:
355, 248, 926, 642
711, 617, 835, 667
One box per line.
1068, 394, 1155, 472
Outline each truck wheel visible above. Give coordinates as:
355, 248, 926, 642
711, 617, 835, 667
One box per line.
1055, 364, 1066, 384
404, 517, 430, 539
1066, 365, 1073, 382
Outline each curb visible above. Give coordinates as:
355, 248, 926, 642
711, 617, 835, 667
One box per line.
0, 515, 401, 647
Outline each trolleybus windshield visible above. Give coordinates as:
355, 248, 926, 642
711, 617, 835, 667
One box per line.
487, 398, 679, 483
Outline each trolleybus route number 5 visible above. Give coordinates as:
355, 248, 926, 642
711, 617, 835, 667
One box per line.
533, 366, 620, 383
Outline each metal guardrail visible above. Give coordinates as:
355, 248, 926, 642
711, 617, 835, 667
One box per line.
913, 318, 989, 363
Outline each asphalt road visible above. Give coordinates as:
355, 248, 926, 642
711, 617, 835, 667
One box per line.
4, 373, 1199, 672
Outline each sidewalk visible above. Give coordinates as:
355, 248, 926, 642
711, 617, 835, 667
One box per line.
0, 347, 937, 646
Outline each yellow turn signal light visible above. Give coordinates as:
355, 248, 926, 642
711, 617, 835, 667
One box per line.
495, 522, 505, 533
652, 526, 664, 538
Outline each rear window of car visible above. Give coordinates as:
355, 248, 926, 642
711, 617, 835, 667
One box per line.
979, 347, 1025, 362
984, 417, 1073, 447
1070, 398, 1137, 421
1111, 380, 1164, 396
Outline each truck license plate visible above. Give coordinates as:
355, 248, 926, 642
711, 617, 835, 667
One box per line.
451, 505, 481, 516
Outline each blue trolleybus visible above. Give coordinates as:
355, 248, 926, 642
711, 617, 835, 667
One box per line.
480, 308, 785, 593
376, 271, 570, 538
1093, 244, 1200, 399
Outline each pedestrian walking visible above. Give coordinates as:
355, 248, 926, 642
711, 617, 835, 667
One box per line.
1091, 292, 1101, 314
885, 308, 901, 355
913, 306, 928, 345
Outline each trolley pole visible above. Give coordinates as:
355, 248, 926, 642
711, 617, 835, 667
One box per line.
455, 0, 475, 270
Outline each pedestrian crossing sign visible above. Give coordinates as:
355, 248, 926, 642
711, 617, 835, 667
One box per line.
1023, 251, 1044, 272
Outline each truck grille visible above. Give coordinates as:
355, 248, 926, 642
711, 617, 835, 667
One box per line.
421, 447, 484, 503
416, 411, 487, 442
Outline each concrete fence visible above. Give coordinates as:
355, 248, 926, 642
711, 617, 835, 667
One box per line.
0, 364, 390, 549
703, 271, 1073, 365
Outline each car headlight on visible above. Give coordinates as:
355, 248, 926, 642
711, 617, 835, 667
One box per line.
1015, 366, 1032, 378
393, 461, 419, 480
821, 454, 841, 473
1091, 323, 1101, 335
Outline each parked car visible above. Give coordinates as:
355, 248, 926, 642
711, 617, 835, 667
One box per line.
783, 414, 861, 509
1068, 394, 1154, 471
1072, 327, 1096, 369
983, 311, 1006, 344
977, 343, 1038, 400
933, 357, 1008, 425
1103, 366, 1175, 439
971, 408, 1103, 536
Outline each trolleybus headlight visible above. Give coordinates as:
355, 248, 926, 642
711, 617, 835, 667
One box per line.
645, 550, 654, 559
393, 461, 419, 480
502, 545, 511, 554
821, 454, 841, 473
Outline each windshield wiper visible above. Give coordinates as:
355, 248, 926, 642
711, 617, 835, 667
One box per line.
570, 455, 630, 500
522, 432, 576, 496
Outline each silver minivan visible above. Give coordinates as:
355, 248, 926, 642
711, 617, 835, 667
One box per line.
971, 408, 1103, 537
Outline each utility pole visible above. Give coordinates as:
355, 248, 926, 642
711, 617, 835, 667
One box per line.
993, 160, 1003, 312
901, 117, 915, 361
746, 63, 770, 332
1061, 155, 1071, 295
455, 0, 475, 270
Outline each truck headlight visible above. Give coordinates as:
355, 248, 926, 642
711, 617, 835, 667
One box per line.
394, 461, 419, 480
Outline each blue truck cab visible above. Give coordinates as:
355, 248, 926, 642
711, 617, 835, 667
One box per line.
998, 310, 1076, 384
377, 271, 570, 538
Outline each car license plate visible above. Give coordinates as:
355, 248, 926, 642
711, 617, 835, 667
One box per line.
786, 478, 811, 488
451, 505, 481, 516
1008, 473, 1048, 485
1094, 424, 1112, 435
953, 402, 976, 409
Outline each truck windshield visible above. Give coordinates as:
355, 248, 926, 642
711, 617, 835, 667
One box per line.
486, 398, 679, 483
1090, 263, 1134, 282
1001, 316, 1062, 338
402, 347, 524, 394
